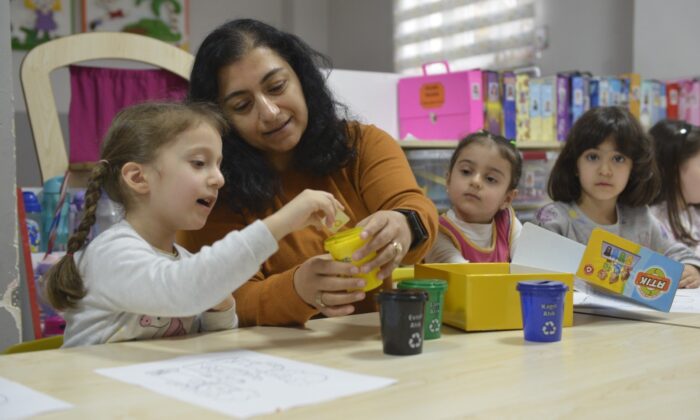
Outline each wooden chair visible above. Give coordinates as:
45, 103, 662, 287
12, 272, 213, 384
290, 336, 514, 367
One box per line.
20, 32, 194, 185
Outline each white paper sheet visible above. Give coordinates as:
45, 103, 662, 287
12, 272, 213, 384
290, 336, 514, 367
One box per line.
512, 223, 700, 318
0, 376, 72, 419
511, 223, 596, 292
96, 349, 396, 418
512, 223, 587, 275
575, 287, 700, 314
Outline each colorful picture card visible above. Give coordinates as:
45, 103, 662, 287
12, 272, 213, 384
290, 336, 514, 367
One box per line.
576, 228, 681, 312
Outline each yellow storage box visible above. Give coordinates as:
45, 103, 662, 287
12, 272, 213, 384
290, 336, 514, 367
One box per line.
391, 266, 415, 283
413, 263, 574, 331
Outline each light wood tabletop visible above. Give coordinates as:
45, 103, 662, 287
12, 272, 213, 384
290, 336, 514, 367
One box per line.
1, 312, 699, 419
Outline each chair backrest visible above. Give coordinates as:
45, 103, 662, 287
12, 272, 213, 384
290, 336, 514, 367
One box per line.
20, 32, 194, 184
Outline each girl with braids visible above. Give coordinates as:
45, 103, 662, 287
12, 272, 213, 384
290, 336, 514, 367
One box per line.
46, 101, 345, 347
179, 19, 437, 326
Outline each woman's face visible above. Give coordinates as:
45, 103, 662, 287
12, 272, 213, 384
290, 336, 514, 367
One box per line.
217, 47, 308, 168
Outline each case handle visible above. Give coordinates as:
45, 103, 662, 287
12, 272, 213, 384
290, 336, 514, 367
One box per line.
421, 61, 451, 76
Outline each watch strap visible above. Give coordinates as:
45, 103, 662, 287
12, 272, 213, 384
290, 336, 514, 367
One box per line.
394, 209, 428, 250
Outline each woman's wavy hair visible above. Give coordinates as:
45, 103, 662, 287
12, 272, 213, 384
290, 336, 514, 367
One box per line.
548, 106, 660, 207
45, 101, 227, 311
650, 119, 700, 247
189, 19, 356, 214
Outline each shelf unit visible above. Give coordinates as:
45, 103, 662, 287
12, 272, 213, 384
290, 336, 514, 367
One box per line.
399, 139, 560, 223
398, 139, 563, 150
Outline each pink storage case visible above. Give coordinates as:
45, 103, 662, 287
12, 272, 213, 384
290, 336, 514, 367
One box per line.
398, 62, 483, 140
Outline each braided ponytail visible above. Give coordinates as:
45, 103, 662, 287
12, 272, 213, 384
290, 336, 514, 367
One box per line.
44, 101, 227, 311
45, 162, 109, 310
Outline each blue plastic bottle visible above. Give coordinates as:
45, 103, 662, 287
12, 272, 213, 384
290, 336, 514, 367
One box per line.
40, 176, 70, 252
34, 254, 65, 336
69, 189, 86, 235
22, 191, 42, 252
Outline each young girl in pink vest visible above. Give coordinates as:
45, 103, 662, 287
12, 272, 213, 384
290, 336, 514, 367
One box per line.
424, 131, 523, 263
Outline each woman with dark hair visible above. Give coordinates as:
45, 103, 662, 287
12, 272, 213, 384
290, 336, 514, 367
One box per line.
179, 19, 438, 326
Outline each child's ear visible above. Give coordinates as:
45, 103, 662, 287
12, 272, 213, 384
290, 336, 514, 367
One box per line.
500, 188, 518, 209
121, 162, 150, 194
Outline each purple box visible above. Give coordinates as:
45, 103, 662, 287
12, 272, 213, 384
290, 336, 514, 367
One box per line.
556, 74, 570, 142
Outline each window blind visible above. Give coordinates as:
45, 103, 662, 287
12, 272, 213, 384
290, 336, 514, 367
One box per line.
394, 0, 536, 74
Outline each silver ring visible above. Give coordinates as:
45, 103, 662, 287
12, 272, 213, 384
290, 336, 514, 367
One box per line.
315, 291, 327, 309
391, 240, 403, 258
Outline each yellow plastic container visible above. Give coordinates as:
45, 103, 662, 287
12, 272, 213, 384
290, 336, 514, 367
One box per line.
413, 263, 574, 331
324, 227, 382, 292
391, 266, 415, 283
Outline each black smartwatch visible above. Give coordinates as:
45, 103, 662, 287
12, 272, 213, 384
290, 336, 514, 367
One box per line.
394, 209, 428, 250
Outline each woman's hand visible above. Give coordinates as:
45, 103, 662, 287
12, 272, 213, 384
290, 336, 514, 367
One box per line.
293, 254, 367, 317
353, 210, 412, 281
264, 189, 344, 241
680, 264, 700, 288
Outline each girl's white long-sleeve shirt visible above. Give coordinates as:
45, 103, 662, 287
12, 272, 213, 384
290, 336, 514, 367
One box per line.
62, 219, 277, 347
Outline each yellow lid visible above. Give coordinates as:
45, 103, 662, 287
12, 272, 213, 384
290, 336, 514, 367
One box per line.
323, 226, 364, 251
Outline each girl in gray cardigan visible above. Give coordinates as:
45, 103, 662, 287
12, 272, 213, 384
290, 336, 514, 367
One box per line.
536, 107, 700, 288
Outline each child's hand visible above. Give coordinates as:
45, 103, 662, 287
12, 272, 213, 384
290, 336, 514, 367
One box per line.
264, 189, 345, 241
680, 264, 700, 288
208, 295, 235, 312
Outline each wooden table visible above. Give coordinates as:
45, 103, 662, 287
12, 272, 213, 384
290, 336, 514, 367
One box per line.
1, 312, 700, 418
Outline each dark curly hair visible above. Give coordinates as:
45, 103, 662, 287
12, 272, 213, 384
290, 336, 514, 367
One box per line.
189, 19, 356, 214
548, 106, 660, 207
650, 119, 700, 247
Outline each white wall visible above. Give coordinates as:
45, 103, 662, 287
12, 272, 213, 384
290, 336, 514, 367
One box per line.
328, 69, 399, 138
283, 0, 329, 56
534, 0, 635, 76
188, 0, 285, 53
328, 0, 395, 72
634, 0, 700, 79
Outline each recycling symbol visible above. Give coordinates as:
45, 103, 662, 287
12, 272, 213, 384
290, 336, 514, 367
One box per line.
542, 321, 557, 336
408, 332, 422, 349
428, 319, 441, 333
